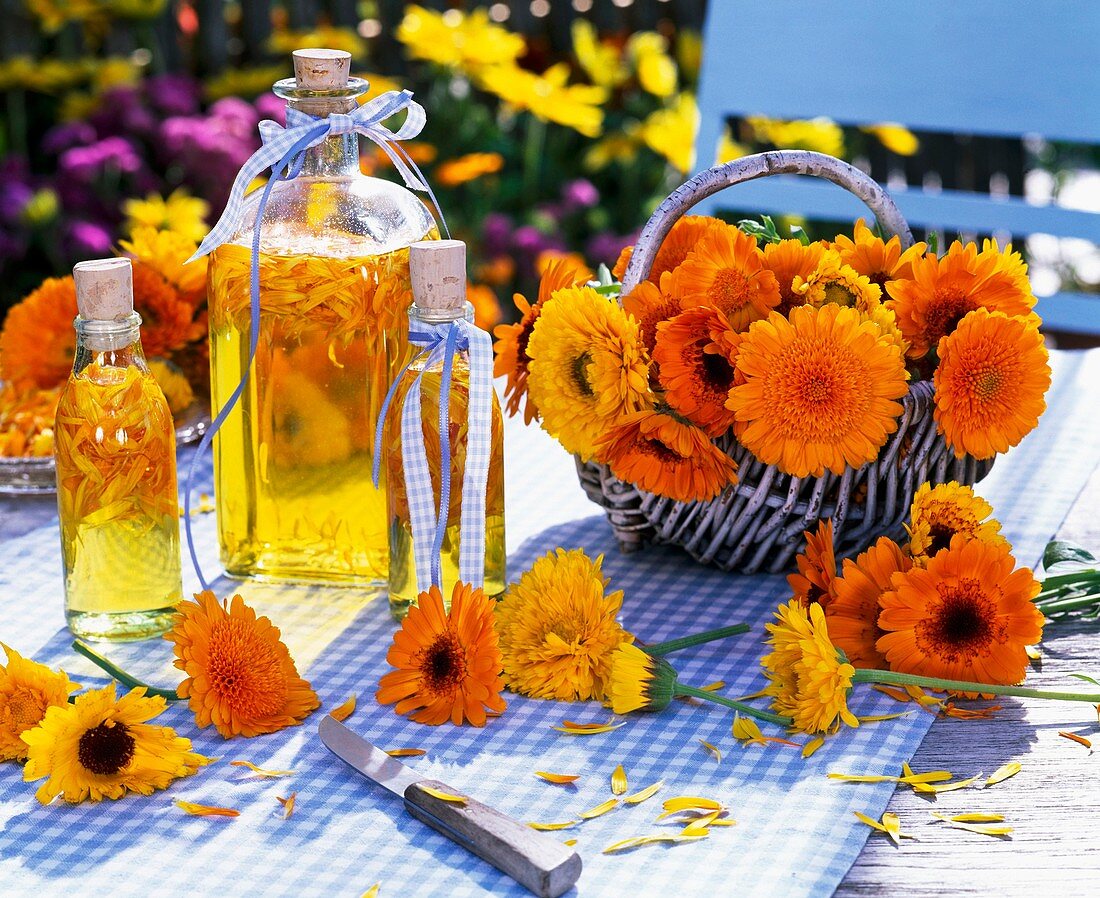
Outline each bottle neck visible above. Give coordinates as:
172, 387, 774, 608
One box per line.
287, 97, 360, 178
409, 302, 475, 327
73, 314, 148, 375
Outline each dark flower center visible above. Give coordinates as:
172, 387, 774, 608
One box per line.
78, 721, 136, 776
701, 350, 734, 390
571, 351, 594, 396
926, 289, 977, 343
927, 522, 956, 555
422, 632, 466, 694
918, 578, 1007, 663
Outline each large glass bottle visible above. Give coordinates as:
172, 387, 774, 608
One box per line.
55, 258, 182, 640
207, 49, 436, 586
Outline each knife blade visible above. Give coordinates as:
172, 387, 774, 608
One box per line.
319, 716, 582, 898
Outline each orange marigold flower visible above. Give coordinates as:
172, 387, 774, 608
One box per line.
0, 643, 80, 762
612, 215, 728, 283
932, 308, 1050, 459
493, 256, 590, 423
728, 305, 909, 477
762, 239, 826, 317
788, 519, 838, 609
132, 262, 202, 359
653, 307, 740, 436
466, 282, 502, 330
832, 219, 926, 289
434, 151, 505, 187
622, 276, 681, 355
0, 277, 78, 391
166, 591, 320, 739
906, 480, 1008, 566
877, 536, 1044, 685
536, 250, 594, 283
826, 537, 912, 669
595, 408, 737, 503
669, 225, 781, 331
885, 240, 1036, 359
376, 581, 507, 726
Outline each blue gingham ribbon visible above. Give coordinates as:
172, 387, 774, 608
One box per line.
180, 89, 447, 588
372, 318, 493, 592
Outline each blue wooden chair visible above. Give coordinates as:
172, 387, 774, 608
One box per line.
691, 0, 1100, 334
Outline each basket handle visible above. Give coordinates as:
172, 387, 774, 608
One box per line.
621, 150, 915, 293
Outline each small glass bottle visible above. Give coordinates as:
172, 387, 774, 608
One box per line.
55, 258, 183, 640
385, 241, 505, 617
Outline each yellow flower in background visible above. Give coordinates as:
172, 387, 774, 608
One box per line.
356, 72, 403, 103
747, 116, 845, 158
535, 250, 593, 283
572, 19, 629, 89
628, 32, 677, 98
495, 548, 633, 701
122, 189, 209, 244
435, 152, 505, 187
398, 5, 524, 73
119, 227, 206, 298
21, 684, 211, 804
21, 188, 59, 227
91, 57, 140, 92
24, 0, 100, 33
862, 123, 920, 156
0, 56, 90, 93
716, 128, 751, 164
676, 30, 703, 84
204, 64, 287, 101
584, 131, 641, 170
479, 62, 607, 138
104, 0, 167, 19
268, 25, 365, 58
0, 644, 79, 762
638, 93, 698, 173
58, 91, 96, 122
147, 359, 195, 415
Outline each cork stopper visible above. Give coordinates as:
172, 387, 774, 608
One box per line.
410, 240, 467, 312
73, 258, 133, 320
293, 49, 351, 89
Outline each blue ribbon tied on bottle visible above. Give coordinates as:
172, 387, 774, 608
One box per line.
180, 89, 447, 589
372, 318, 494, 594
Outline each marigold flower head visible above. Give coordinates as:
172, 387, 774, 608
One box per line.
762, 601, 859, 735
932, 308, 1049, 459
762, 238, 827, 317
526, 285, 651, 461
0, 644, 79, 762
793, 250, 883, 312
668, 225, 780, 331
906, 481, 1008, 566
122, 188, 209, 244
120, 226, 207, 302
495, 549, 632, 701
877, 536, 1044, 685
466, 282, 502, 331
826, 537, 912, 669
131, 261, 201, 359
728, 305, 909, 477
435, 152, 505, 187
21, 684, 211, 804
377, 581, 506, 726
167, 591, 320, 739
0, 276, 78, 391
638, 93, 698, 173
653, 307, 740, 436
832, 219, 926, 289
621, 277, 682, 356
478, 62, 607, 138
608, 643, 678, 714
595, 408, 738, 503
612, 215, 727, 283
397, 4, 524, 73
788, 519, 838, 609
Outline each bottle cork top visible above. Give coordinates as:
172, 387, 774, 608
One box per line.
73, 258, 133, 320
293, 49, 352, 89
410, 240, 467, 312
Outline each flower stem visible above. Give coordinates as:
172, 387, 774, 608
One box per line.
675, 684, 792, 726
853, 668, 1100, 704
1038, 569, 1100, 591
522, 113, 546, 198
71, 640, 180, 701
1036, 593, 1100, 615
645, 623, 751, 656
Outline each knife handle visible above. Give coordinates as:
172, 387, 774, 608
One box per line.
404, 779, 582, 898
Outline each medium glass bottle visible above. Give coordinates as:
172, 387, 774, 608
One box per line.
55, 258, 182, 640
385, 241, 506, 617
207, 49, 436, 586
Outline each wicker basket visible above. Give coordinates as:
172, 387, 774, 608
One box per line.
576, 150, 994, 574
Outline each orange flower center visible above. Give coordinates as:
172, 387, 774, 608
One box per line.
3, 688, 45, 734
701, 349, 734, 390
918, 578, 1007, 662
925, 289, 976, 344
421, 631, 467, 695
78, 720, 135, 775
206, 618, 289, 718
712, 268, 753, 310
971, 366, 1004, 400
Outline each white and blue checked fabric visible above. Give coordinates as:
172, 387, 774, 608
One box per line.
1, 349, 1099, 898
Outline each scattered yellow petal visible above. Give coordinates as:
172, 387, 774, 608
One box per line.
1025, 645, 1041, 661
662, 796, 722, 813
985, 761, 1021, 786
386, 748, 427, 758
829, 769, 953, 786
733, 715, 800, 748
277, 792, 296, 819
330, 695, 357, 722
553, 720, 626, 735
942, 703, 1001, 720
174, 799, 240, 818
419, 786, 467, 804
882, 812, 902, 846
700, 681, 725, 692
623, 781, 663, 805
602, 834, 708, 854
563, 839, 577, 846
562, 718, 620, 730
229, 760, 296, 778
699, 739, 722, 763
682, 810, 723, 835
528, 820, 580, 831
535, 771, 581, 785
611, 764, 628, 795
873, 684, 914, 703
361, 885, 380, 898
579, 798, 619, 820
732, 687, 769, 702
802, 736, 825, 758
829, 774, 897, 784
943, 813, 1005, 823
931, 812, 1013, 836
858, 712, 912, 723
910, 775, 979, 795
1059, 731, 1093, 750
706, 819, 736, 827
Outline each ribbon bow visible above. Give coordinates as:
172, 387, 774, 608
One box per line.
373, 318, 493, 593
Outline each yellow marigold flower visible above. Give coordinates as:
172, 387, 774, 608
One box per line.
862, 123, 920, 156
398, 5, 524, 73
535, 250, 593, 283
268, 25, 365, 58
495, 549, 633, 701
21, 684, 211, 804
25, 0, 100, 33
435, 152, 505, 187
933, 308, 1050, 460
793, 250, 883, 312
572, 19, 629, 89
479, 62, 607, 138
204, 64, 287, 101
119, 226, 207, 299
628, 32, 677, 98
638, 93, 698, 173
608, 643, 678, 714
676, 30, 703, 83
122, 189, 209, 244
584, 131, 641, 170
526, 285, 651, 461
147, 359, 195, 416
0, 644, 79, 762
762, 601, 859, 735
728, 305, 909, 478
747, 116, 845, 158
833, 219, 926, 292
906, 481, 1008, 566
166, 591, 320, 739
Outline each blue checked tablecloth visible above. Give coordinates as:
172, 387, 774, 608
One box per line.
2, 349, 1099, 898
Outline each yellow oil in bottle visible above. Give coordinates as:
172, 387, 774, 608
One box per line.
385, 354, 506, 617
208, 239, 418, 585
55, 358, 182, 640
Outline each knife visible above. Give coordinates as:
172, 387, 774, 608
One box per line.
319, 715, 583, 898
